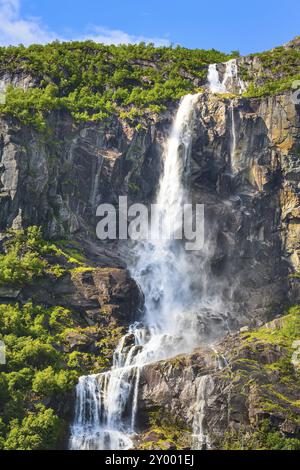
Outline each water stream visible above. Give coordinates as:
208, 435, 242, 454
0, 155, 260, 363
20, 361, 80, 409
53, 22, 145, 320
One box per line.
192, 375, 214, 450
207, 58, 245, 94
208, 60, 244, 172
70, 93, 206, 450
69, 67, 243, 448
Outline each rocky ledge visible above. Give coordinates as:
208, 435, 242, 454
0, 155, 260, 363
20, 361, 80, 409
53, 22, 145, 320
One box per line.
134, 307, 300, 450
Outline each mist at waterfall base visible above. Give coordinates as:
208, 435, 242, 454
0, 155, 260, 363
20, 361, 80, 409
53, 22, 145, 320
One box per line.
69, 62, 246, 451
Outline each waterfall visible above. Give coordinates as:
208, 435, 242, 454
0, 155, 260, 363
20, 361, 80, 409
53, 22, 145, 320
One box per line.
70, 93, 205, 450
207, 64, 225, 93
192, 375, 214, 450
230, 104, 237, 170
208, 61, 242, 173
208, 59, 246, 94
131, 93, 202, 351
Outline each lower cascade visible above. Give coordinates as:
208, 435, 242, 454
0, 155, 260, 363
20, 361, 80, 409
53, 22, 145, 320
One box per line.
69, 93, 226, 450
192, 375, 214, 450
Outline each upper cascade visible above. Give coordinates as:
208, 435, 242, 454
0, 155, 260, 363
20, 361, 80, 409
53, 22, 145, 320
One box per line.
207, 59, 246, 94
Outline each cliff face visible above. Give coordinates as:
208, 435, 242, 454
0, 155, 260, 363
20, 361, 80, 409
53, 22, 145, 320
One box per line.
1, 57, 300, 449
1, 90, 299, 321
131, 90, 300, 449
0, 110, 164, 239
136, 309, 300, 450
189, 92, 300, 324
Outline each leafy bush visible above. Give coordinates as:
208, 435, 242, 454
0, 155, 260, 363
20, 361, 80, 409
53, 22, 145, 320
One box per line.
32, 366, 78, 396
243, 46, 300, 98
0, 226, 65, 286
0, 227, 120, 449
0, 41, 234, 127
0, 300, 79, 449
3, 405, 62, 450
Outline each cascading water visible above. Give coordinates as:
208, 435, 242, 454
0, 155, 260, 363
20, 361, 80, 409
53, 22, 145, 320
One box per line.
70, 93, 205, 450
230, 104, 237, 170
208, 60, 242, 173
207, 59, 246, 94
207, 64, 224, 93
192, 375, 214, 450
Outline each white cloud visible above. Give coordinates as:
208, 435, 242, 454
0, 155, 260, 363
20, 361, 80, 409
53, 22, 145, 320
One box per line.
0, 0, 56, 46
0, 0, 169, 47
84, 26, 169, 47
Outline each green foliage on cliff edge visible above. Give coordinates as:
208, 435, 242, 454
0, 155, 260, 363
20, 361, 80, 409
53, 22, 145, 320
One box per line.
218, 306, 300, 450
0, 300, 79, 449
0, 41, 234, 128
0, 226, 65, 285
0, 226, 94, 286
1, 41, 300, 127
242, 46, 300, 98
0, 226, 120, 449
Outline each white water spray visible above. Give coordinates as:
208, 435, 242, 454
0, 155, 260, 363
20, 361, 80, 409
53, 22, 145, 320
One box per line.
208, 59, 246, 94
70, 93, 228, 450
192, 375, 214, 450
230, 104, 237, 170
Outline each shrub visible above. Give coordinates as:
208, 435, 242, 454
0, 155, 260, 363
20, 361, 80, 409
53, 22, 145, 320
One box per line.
0, 227, 64, 286
0, 41, 234, 126
32, 367, 78, 396
4, 405, 62, 450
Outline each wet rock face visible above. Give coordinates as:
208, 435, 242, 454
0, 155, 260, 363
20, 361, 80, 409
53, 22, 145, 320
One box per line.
137, 351, 214, 430
22, 267, 143, 329
0, 112, 164, 238
188, 92, 300, 324
1, 90, 300, 326
137, 313, 300, 449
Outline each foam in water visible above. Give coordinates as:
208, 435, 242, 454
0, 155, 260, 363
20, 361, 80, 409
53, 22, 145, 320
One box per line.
230, 104, 237, 170
208, 61, 243, 173
192, 375, 214, 450
208, 59, 246, 94
69, 93, 228, 450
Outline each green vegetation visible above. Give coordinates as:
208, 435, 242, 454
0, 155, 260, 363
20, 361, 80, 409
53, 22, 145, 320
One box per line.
217, 306, 300, 450
3, 405, 62, 450
0, 226, 122, 449
0, 41, 235, 128
241, 305, 300, 347
0, 226, 66, 286
0, 226, 96, 286
56, 240, 87, 264
0, 41, 299, 127
128, 182, 141, 194
0, 301, 79, 449
242, 46, 300, 98
222, 420, 300, 450
138, 408, 190, 450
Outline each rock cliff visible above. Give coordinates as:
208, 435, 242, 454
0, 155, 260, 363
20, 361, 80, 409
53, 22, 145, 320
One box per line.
0, 40, 300, 450
1, 89, 299, 323
136, 308, 300, 450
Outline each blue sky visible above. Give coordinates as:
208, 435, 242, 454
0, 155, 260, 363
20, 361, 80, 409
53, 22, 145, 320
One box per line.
0, 0, 299, 55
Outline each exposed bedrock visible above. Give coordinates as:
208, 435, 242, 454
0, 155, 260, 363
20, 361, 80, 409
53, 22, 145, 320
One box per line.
135, 312, 300, 449
1, 84, 300, 449
1, 91, 300, 326
188, 92, 300, 326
